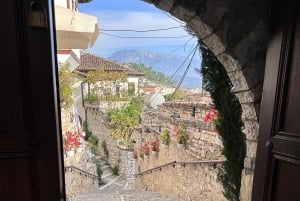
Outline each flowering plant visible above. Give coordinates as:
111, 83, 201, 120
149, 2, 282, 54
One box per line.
204, 108, 219, 133
160, 129, 170, 145
204, 108, 218, 123
63, 130, 83, 151
141, 143, 150, 155
149, 139, 160, 152
174, 123, 188, 144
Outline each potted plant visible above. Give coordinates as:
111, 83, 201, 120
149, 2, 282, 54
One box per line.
160, 129, 170, 148
175, 123, 188, 149
141, 143, 149, 159
204, 107, 218, 132
149, 139, 160, 155
63, 130, 83, 156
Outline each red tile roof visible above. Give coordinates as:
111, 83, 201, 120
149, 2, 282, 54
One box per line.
77, 51, 127, 72
76, 51, 144, 76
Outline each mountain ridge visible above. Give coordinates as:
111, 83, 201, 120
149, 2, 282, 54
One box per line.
108, 49, 202, 88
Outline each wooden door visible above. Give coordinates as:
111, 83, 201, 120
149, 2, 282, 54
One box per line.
0, 1, 65, 201
252, 0, 300, 200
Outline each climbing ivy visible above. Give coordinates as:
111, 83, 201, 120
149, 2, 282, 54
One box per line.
199, 42, 246, 201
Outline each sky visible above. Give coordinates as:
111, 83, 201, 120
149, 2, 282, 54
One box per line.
78, 0, 200, 59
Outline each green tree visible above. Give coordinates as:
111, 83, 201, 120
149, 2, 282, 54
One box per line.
108, 97, 143, 145
199, 43, 246, 201
129, 63, 176, 86
58, 63, 75, 108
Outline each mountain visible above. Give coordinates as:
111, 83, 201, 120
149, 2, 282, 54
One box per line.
108, 49, 202, 88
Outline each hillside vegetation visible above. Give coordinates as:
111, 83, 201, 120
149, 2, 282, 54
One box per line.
128, 63, 176, 86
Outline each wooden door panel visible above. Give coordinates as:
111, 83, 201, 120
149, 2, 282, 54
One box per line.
281, 17, 300, 134
0, 158, 33, 201
252, 0, 300, 200
0, 0, 65, 200
0, 3, 35, 199
272, 160, 300, 201
0, 1, 27, 131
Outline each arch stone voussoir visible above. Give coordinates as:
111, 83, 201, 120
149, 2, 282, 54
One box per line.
187, 16, 212, 39
202, 34, 226, 56
150, 0, 174, 12
170, 5, 196, 22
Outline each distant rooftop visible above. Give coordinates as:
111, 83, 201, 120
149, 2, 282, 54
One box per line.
76, 51, 144, 76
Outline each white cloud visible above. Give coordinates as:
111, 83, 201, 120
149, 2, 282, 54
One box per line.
86, 10, 196, 57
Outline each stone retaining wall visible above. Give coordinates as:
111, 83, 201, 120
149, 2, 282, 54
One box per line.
135, 141, 226, 201
65, 169, 98, 198
64, 148, 98, 198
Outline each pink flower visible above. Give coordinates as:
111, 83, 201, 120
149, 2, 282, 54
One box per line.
203, 108, 218, 123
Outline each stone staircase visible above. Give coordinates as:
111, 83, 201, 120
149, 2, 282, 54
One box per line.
71, 159, 181, 201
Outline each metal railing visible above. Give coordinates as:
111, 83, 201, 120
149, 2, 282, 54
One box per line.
65, 165, 99, 179
134, 160, 224, 177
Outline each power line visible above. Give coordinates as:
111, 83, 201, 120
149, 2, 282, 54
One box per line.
100, 26, 184, 32
149, 36, 195, 67
167, 44, 198, 83
160, 10, 185, 25
173, 44, 199, 94
100, 31, 190, 39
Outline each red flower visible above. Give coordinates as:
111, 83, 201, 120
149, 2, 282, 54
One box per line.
63, 130, 83, 151
149, 139, 160, 152
203, 108, 218, 123
141, 143, 150, 155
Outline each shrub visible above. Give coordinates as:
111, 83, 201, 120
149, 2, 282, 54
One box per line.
95, 160, 103, 186
83, 92, 98, 103
112, 165, 119, 175
160, 129, 170, 145
101, 141, 109, 160
174, 123, 188, 144
88, 134, 99, 146
112, 154, 121, 176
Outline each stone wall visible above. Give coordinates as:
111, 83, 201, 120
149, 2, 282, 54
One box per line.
133, 95, 225, 200
138, 95, 223, 161
85, 106, 136, 187
134, 141, 225, 201
64, 148, 98, 198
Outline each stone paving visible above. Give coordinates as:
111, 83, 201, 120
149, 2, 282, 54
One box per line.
71, 160, 181, 201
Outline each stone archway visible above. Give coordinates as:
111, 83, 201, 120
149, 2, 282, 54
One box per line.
143, 0, 272, 200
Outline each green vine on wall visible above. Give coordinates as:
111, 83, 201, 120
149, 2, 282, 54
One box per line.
199, 43, 246, 201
